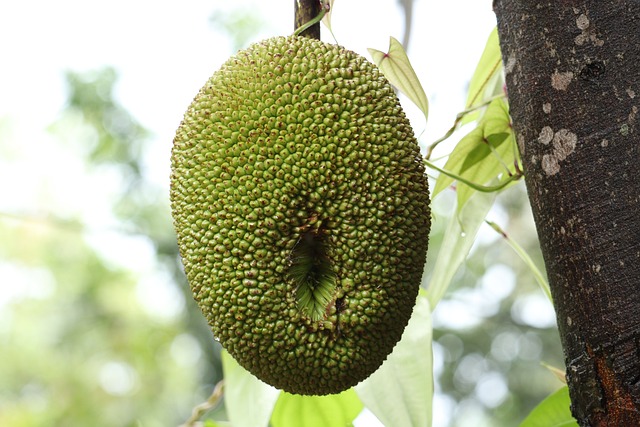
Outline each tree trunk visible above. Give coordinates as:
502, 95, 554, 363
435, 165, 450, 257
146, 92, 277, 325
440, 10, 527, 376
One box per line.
294, 0, 321, 39
493, 1, 640, 425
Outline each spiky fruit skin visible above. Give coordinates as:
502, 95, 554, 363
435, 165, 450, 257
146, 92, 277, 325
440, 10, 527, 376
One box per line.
170, 35, 430, 395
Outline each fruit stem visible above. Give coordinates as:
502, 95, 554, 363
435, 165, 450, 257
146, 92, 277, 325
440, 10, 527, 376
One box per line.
294, 0, 322, 39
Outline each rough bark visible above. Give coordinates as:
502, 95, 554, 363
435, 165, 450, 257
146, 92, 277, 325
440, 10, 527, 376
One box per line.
294, 0, 321, 39
494, 1, 640, 425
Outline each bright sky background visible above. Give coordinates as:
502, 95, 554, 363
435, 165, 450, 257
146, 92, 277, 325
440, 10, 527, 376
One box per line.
0, 0, 500, 295
0, 1, 549, 426
0, 0, 497, 201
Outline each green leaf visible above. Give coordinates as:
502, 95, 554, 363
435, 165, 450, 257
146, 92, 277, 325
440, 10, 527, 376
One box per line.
462, 27, 503, 125
270, 389, 363, 427
355, 292, 433, 427
426, 191, 496, 309
456, 100, 516, 207
222, 350, 281, 427
520, 386, 578, 427
432, 126, 483, 198
431, 98, 516, 209
368, 37, 429, 123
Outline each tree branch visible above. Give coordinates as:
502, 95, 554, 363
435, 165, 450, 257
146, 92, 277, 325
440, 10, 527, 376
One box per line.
294, 0, 321, 39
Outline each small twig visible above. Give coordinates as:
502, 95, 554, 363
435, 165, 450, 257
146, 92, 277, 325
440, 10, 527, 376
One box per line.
485, 220, 552, 301
179, 380, 225, 427
425, 94, 506, 159
483, 136, 514, 177
424, 159, 522, 193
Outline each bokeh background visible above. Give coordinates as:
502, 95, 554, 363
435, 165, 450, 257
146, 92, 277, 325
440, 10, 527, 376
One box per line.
0, 1, 564, 426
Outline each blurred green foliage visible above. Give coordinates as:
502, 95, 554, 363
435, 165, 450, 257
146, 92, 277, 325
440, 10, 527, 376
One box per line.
210, 7, 270, 52
0, 68, 222, 426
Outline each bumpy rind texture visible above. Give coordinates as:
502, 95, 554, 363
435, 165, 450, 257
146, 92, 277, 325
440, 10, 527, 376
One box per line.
170, 35, 430, 395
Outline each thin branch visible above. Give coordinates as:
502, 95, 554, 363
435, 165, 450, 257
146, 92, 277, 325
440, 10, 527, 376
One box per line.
179, 380, 225, 427
424, 159, 522, 193
485, 220, 552, 301
425, 93, 506, 159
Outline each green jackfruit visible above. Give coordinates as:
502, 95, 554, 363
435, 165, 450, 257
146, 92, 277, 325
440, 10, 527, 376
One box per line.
170, 35, 430, 395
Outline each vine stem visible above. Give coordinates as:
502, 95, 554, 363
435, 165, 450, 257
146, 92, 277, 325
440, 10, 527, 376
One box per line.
485, 220, 552, 301
424, 94, 506, 160
424, 159, 522, 193
179, 380, 225, 427
294, 0, 322, 39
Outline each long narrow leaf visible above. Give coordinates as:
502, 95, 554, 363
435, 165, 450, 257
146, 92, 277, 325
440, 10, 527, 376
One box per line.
356, 291, 433, 427
425, 191, 496, 309
222, 351, 281, 427
462, 27, 503, 125
320, 0, 335, 34
368, 37, 429, 123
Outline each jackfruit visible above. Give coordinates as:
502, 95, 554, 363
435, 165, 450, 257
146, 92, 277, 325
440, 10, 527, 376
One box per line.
170, 35, 430, 396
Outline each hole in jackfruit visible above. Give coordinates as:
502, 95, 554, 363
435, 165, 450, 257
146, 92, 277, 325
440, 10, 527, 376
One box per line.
288, 230, 336, 321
